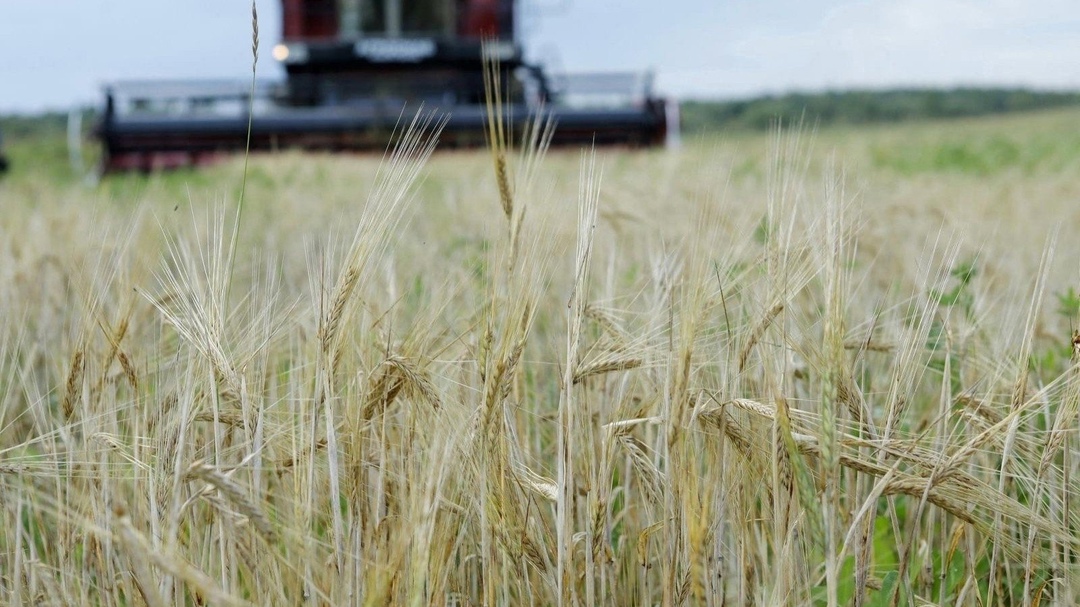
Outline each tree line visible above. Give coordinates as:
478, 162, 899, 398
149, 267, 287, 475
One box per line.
680, 88, 1080, 133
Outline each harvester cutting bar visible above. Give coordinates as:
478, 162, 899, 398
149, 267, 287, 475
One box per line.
99, 78, 670, 172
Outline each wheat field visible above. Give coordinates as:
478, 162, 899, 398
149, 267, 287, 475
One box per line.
2, 107, 1080, 606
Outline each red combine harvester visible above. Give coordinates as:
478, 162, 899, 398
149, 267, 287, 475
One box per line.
97, 0, 678, 172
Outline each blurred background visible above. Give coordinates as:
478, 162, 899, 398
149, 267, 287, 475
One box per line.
1, 0, 1078, 113
1, 0, 1080, 175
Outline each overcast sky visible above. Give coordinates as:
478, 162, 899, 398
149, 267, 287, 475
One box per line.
1, 0, 1079, 113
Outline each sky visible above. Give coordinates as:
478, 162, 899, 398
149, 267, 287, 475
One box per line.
1, 0, 1079, 113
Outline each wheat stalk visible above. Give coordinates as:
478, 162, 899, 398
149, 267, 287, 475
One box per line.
185, 460, 276, 544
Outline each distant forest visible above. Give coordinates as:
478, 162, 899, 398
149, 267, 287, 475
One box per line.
0, 111, 86, 139
680, 88, 1080, 133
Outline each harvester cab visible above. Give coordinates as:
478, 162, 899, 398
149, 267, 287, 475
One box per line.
275, 0, 526, 114
97, 0, 677, 172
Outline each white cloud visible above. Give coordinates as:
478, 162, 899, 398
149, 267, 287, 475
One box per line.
1, 0, 1078, 111
670, 0, 1080, 98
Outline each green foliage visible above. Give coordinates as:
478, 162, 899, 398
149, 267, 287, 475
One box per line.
1029, 287, 1080, 378
931, 259, 977, 315
1056, 286, 1080, 320
870, 129, 1080, 175
814, 516, 901, 605
753, 214, 772, 245
681, 88, 1080, 134
0, 111, 89, 139
0, 109, 99, 184
874, 136, 1020, 175
927, 259, 978, 393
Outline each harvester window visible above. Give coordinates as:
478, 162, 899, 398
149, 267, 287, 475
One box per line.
340, 0, 454, 38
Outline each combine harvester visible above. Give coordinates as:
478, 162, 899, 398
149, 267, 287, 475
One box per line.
97, 0, 678, 172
